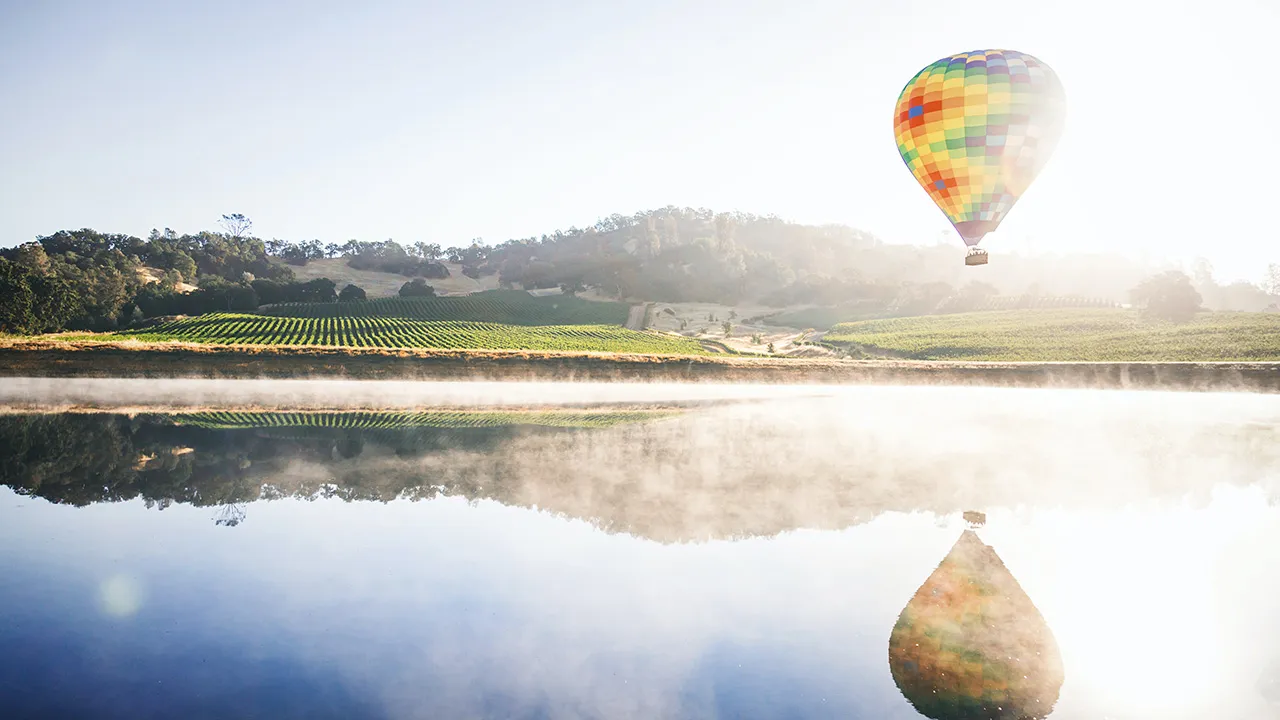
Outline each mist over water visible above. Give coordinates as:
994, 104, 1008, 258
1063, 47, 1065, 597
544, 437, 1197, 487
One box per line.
0, 377, 836, 410
1, 380, 1278, 719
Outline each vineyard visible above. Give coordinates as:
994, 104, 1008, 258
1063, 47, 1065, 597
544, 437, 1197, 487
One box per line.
765, 295, 1120, 330
168, 409, 676, 431
825, 309, 1280, 361
116, 313, 708, 354
962, 295, 1120, 312
257, 290, 629, 326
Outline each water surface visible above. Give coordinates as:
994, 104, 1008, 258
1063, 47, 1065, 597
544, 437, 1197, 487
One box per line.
2, 382, 1278, 719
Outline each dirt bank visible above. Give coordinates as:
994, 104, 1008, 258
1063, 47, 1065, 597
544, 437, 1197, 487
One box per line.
0, 339, 1278, 393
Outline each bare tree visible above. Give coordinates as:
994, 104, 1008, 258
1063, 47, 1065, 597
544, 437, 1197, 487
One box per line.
214, 503, 246, 527
219, 213, 253, 240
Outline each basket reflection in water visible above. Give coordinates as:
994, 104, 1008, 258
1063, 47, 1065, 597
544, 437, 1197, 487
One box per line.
889, 527, 1063, 720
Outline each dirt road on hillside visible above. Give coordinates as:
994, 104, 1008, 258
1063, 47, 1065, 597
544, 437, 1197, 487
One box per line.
624, 304, 647, 330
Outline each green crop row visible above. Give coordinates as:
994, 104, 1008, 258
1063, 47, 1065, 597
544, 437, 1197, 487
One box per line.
168, 410, 676, 431
115, 313, 708, 354
258, 289, 629, 326
825, 309, 1280, 361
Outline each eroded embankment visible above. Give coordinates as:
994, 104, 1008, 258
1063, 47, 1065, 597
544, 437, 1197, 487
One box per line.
0, 340, 1277, 393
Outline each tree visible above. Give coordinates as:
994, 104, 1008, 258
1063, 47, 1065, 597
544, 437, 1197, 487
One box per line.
1191, 257, 1215, 289
13, 243, 50, 274
188, 277, 258, 312
219, 214, 253, 240
301, 278, 337, 303
171, 252, 197, 282
398, 278, 436, 297
1266, 263, 1280, 296
338, 284, 367, 302
1130, 271, 1202, 322
279, 245, 312, 266
0, 260, 36, 334
29, 274, 79, 332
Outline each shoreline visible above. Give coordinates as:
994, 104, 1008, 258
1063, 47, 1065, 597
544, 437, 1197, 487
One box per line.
0, 340, 1278, 393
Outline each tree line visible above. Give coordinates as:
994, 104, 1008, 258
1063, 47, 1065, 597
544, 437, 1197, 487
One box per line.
3, 207, 1277, 335
0, 413, 556, 512
0, 221, 443, 333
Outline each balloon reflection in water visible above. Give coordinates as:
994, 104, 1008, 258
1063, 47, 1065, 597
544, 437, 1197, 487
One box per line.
888, 520, 1063, 719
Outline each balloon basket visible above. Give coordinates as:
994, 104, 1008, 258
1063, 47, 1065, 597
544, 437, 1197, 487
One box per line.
964, 248, 989, 266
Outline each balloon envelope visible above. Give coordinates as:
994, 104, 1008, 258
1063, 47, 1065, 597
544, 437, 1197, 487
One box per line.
893, 50, 1065, 247
888, 530, 1063, 719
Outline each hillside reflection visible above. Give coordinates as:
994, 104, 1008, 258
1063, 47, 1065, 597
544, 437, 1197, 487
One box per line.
3, 401, 1280, 543
3, 392, 1280, 719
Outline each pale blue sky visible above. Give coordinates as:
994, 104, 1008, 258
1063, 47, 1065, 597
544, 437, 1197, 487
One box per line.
2, 0, 1276, 281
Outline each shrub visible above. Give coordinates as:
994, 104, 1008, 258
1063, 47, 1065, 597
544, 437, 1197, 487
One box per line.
399, 278, 436, 298
338, 284, 367, 302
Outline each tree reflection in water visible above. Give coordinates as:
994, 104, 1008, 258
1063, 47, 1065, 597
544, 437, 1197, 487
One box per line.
889, 519, 1063, 720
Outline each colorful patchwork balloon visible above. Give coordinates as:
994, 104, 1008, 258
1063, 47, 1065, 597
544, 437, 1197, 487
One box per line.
893, 49, 1066, 248
888, 529, 1064, 719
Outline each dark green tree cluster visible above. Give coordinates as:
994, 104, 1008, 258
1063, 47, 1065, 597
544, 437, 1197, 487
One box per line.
399, 278, 436, 297
0, 224, 297, 331
132, 276, 259, 317
0, 219, 364, 333
0, 258, 79, 334
344, 240, 452, 278
139, 227, 292, 283
0, 232, 139, 332
251, 278, 338, 305
0, 414, 554, 512
1131, 271, 1203, 322
338, 284, 367, 302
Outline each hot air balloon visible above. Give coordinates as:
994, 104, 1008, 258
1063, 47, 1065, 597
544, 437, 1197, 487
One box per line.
888, 513, 1063, 719
893, 50, 1066, 266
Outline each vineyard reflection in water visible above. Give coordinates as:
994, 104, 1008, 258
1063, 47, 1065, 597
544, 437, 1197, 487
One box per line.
2, 387, 1279, 719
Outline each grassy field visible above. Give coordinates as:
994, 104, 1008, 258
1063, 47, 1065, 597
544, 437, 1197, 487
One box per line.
766, 296, 1119, 331
113, 313, 708, 354
826, 309, 1280, 361
169, 409, 675, 431
259, 289, 629, 325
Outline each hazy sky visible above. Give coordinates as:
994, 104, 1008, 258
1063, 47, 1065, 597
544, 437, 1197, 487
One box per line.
2, 0, 1276, 281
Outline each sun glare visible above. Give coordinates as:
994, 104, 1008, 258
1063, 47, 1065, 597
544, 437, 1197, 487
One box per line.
1007, 489, 1275, 715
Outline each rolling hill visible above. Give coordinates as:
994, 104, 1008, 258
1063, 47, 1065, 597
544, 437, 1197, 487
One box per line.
283, 258, 501, 297
257, 289, 629, 325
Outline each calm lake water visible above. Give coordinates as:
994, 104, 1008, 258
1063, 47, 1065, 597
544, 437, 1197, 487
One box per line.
1, 381, 1279, 719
